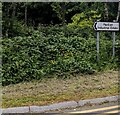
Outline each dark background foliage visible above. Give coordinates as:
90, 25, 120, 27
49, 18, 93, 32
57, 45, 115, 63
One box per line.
1, 2, 120, 85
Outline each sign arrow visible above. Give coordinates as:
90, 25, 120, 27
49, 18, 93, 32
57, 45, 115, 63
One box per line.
93, 22, 97, 30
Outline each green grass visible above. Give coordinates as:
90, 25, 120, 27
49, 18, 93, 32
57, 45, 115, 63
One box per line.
2, 70, 118, 108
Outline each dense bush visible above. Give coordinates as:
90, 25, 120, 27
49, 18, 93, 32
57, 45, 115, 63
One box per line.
2, 28, 119, 86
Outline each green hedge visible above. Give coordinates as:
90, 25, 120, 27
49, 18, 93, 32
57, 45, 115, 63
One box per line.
2, 29, 118, 86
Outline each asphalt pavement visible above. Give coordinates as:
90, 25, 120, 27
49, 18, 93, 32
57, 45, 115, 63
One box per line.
65, 100, 119, 114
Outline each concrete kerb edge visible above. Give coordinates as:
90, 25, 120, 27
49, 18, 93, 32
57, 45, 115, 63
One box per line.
29, 101, 78, 113
78, 95, 120, 106
2, 106, 30, 113
2, 95, 120, 113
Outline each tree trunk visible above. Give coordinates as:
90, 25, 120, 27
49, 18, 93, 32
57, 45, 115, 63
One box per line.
104, 2, 109, 21
12, 3, 16, 17
0, 2, 2, 37
61, 2, 66, 25
8, 3, 16, 37
116, 1, 120, 21
6, 4, 10, 37
25, 3, 27, 26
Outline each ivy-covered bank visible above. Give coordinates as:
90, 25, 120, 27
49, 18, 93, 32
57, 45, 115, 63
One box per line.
2, 27, 119, 86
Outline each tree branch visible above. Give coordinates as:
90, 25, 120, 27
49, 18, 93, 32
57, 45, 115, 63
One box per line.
116, 1, 120, 22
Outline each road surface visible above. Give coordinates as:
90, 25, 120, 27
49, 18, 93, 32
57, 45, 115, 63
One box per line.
45, 101, 119, 114
69, 105, 119, 114
65, 101, 120, 114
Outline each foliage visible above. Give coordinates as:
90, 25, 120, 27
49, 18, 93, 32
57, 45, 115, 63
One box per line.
2, 27, 118, 86
67, 10, 101, 38
2, 18, 28, 37
2, 2, 120, 86
68, 10, 101, 27
2, 2, 119, 38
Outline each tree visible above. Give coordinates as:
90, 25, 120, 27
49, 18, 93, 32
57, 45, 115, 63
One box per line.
104, 2, 109, 21
116, 1, 120, 21
24, 3, 28, 26
51, 2, 67, 25
2, 2, 119, 38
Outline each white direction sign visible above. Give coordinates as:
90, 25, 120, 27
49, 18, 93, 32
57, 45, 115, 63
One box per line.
94, 22, 119, 31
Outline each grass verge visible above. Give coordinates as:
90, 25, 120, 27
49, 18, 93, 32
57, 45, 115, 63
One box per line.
2, 70, 118, 108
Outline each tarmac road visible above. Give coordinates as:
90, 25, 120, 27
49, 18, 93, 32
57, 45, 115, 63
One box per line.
68, 104, 119, 114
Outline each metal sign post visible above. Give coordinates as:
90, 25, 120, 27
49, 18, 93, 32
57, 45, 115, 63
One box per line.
112, 20, 116, 58
96, 32, 100, 62
112, 30, 116, 58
